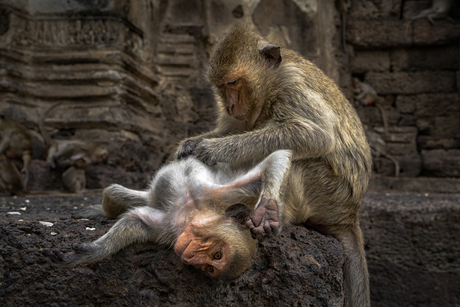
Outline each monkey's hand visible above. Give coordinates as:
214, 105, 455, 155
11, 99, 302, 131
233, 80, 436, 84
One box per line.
43, 243, 93, 267
245, 198, 280, 242
174, 139, 197, 160
194, 139, 219, 166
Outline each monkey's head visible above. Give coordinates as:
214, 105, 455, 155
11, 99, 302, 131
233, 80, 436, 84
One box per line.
208, 25, 282, 130
174, 202, 256, 279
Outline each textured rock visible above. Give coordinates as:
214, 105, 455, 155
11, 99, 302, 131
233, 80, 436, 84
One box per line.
361, 192, 460, 307
0, 193, 344, 307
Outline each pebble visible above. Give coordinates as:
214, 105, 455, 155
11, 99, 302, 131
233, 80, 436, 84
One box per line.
39, 221, 54, 227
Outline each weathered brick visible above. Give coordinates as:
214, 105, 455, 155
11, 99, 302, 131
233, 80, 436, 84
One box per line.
418, 136, 460, 150
412, 19, 460, 45
365, 71, 456, 94
402, 1, 431, 20
391, 45, 459, 72
395, 95, 417, 114
387, 142, 417, 156
373, 154, 421, 177
373, 126, 418, 143
422, 149, 460, 177
417, 115, 460, 138
349, 0, 401, 19
414, 93, 460, 117
347, 20, 412, 48
357, 105, 400, 127
351, 51, 390, 74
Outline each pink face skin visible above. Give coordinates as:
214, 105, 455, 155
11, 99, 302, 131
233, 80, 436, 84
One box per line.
174, 224, 229, 278
219, 78, 263, 131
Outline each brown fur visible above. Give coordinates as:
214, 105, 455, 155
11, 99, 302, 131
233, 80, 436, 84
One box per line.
175, 26, 372, 307
39, 102, 108, 169
0, 116, 33, 190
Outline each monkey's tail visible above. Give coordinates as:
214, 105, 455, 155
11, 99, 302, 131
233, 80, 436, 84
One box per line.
39, 102, 63, 145
383, 153, 400, 177
332, 223, 371, 307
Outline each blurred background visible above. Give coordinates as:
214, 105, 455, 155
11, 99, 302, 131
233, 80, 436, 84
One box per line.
0, 0, 459, 194
1, 1, 459, 306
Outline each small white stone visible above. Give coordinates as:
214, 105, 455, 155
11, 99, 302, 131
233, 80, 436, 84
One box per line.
86, 227, 96, 231
19, 207, 27, 211
7, 212, 21, 215
39, 221, 54, 227
50, 232, 58, 236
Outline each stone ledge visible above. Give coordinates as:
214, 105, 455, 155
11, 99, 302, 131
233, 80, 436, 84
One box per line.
0, 193, 344, 307
368, 174, 460, 193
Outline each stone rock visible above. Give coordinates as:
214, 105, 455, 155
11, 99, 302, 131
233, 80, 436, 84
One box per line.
361, 192, 460, 307
365, 72, 457, 95
422, 149, 460, 177
373, 154, 421, 177
390, 45, 459, 72
351, 51, 390, 74
0, 193, 345, 306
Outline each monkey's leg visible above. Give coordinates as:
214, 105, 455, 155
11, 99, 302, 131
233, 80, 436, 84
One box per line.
77, 184, 150, 220
327, 223, 370, 307
20, 151, 31, 188
44, 206, 165, 267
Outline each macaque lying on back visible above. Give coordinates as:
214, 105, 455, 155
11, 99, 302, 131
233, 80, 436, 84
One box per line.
44, 150, 291, 279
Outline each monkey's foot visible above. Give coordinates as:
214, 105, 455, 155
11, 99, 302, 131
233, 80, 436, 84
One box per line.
194, 139, 218, 166
245, 198, 280, 242
43, 243, 91, 266
175, 139, 196, 160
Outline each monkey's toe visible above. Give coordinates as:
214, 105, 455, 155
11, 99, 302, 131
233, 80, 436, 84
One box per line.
43, 248, 66, 263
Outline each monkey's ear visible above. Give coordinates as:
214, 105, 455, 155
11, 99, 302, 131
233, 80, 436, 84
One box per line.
259, 45, 282, 68
225, 203, 251, 227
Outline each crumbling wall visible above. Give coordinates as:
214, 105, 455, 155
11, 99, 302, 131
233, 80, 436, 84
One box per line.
343, 0, 460, 186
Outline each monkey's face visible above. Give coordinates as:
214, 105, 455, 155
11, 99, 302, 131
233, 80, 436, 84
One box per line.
217, 78, 248, 120
175, 224, 230, 278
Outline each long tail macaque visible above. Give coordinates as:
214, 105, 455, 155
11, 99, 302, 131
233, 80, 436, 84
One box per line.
174, 26, 372, 307
44, 150, 292, 279
39, 102, 108, 169
0, 115, 33, 189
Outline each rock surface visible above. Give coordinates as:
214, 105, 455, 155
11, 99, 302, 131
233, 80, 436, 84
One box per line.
0, 193, 344, 307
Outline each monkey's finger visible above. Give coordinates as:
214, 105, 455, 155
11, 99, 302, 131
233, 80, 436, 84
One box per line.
72, 242, 90, 252
43, 248, 65, 263
251, 226, 266, 242
263, 221, 273, 238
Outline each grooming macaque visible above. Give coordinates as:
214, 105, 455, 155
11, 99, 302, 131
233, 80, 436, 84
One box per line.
44, 150, 291, 279
174, 26, 371, 307
353, 77, 390, 139
0, 115, 33, 189
62, 158, 87, 193
411, 0, 453, 24
0, 154, 24, 195
39, 103, 108, 168
365, 126, 400, 177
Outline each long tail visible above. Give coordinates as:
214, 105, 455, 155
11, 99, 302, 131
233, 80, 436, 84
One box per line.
39, 102, 63, 145
330, 222, 370, 307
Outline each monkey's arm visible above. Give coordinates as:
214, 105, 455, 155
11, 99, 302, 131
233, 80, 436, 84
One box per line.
174, 115, 244, 160
195, 119, 334, 165
44, 206, 166, 267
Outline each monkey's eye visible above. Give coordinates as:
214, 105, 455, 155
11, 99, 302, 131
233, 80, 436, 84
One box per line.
213, 250, 222, 260
226, 79, 238, 86
206, 265, 215, 273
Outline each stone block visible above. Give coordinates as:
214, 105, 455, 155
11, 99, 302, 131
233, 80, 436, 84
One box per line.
349, 0, 401, 19
402, 0, 431, 20
365, 71, 456, 94
422, 149, 460, 177
417, 115, 460, 138
391, 45, 459, 72
351, 51, 390, 74
412, 19, 460, 45
357, 105, 401, 127
373, 154, 421, 177
347, 20, 412, 48
414, 93, 460, 117
395, 95, 417, 114
418, 136, 460, 150
373, 126, 418, 143
387, 142, 417, 156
